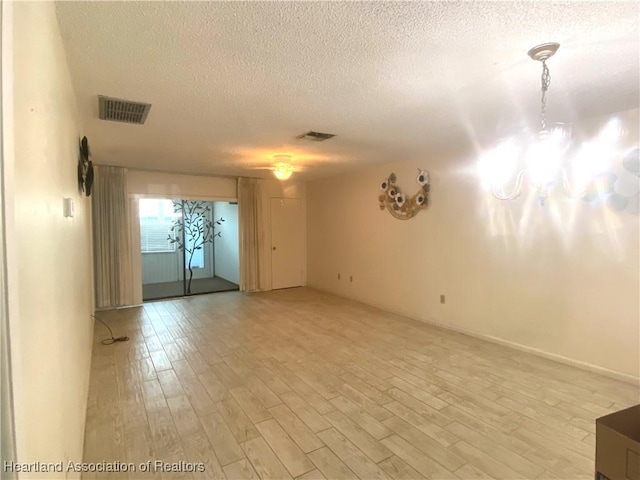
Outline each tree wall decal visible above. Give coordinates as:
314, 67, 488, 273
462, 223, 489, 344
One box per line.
167, 200, 224, 294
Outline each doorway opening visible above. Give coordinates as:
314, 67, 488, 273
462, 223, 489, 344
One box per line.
139, 198, 239, 301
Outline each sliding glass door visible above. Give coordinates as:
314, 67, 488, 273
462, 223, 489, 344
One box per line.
139, 198, 239, 301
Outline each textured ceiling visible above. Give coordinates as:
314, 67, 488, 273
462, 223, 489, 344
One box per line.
56, 1, 639, 180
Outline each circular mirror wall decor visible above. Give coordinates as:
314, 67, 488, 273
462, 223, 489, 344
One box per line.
379, 169, 430, 220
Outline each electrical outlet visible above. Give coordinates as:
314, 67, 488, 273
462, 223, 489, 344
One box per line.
350, 275, 353, 283
338, 273, 341, 280
440, 294, 446, 304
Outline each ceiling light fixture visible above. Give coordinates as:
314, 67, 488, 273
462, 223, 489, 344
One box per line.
478, 43, 622, 205
272, 155, 294, 180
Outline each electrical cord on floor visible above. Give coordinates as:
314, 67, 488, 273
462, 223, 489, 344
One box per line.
91, 315, 129, 345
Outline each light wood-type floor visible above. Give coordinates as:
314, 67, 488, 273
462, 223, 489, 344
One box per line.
84, 287, 639, 480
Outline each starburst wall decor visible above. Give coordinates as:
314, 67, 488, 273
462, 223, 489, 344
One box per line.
379, 169, 430, 220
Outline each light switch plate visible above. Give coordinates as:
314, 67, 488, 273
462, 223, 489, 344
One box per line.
63, 197, 75, 218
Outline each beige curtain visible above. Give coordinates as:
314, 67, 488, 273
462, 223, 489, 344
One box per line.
92, 166, 134, 308
238, 177, 262, 292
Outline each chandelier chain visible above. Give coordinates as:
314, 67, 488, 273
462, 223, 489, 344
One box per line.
540, 59, 551, 132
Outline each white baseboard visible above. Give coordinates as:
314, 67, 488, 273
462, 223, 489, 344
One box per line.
306, 285, 640, 386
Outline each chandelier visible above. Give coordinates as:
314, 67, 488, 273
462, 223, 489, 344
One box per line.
478, 43, 623, 205
271, 155, 294, 180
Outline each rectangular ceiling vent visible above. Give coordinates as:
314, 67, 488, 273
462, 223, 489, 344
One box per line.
296, 131, 336, 142
98, 95, 151, 125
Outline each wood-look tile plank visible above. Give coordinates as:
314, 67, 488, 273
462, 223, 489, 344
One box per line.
199, 412, 245, 466
137, 357, 158, 382
253, 367, 291, 395
339, 372, 392, 406
296, 469, 326, 480
145, 336, 164, 353
223, 354, 252, 377
296, 371, 340, 400
387, 376, 448, 410
255, 419, 315, 477
199, 347, 224, 366
337, 384, 394, 422
122, 402, 148, 430
181, 429, 227, 479
164, 342, 184, 362
440, 404, 531, 455
246, 376, 283, 408
146, 406, 184, 459
230, 387, 272, 424
199, 370, 230, 402
448, 440, 522, 479
157, 369, 185, 399
383, 401, 458, 447
181, 380, 218, 417
454, 463, 494, 479
307, 447, 357, 480
329, 396, 391, 440
279, 372, 336, 415
172, 359, 199, 385
324, 410, 393, 463
380, 435, 458, 480
167, 395, 202, 438
242, 436, 293, 480
382, 415, 465, 472
216, 397, 261, 443
268, 404, 323, 453
210, 363, 244, 389
344, 365, 391, 392
184, 351, 210, 375
518, 438, 591, 477
223, 458, 259, 480
123, 425, 157, 471
386, 388, 453, 426
159, 451, 195, 480
535, 469, 565, 479
141, 378, 168, 411
316, 428, 390, 480
279, 391, 331, 433
150, 350, 173, 372
446, 421, 545, 478
378, 455, 424, 480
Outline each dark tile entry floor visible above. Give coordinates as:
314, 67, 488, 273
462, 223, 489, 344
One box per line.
143, 276, 238, 300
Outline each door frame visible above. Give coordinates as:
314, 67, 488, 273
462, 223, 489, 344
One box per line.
130, 194, 238, 302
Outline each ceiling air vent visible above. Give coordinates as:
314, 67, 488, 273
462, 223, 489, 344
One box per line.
98, 95, 151, 125
296, 131, 336, 142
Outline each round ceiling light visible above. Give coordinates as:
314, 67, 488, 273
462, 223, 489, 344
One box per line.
272, 155, 294, 180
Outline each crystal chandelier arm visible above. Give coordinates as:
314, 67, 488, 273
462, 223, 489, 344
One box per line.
540, 60, 551, 132
561, 167, 588, 199
491, 170, 526, 200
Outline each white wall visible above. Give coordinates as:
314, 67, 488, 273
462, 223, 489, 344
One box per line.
260, 179, 307, 291
214, 202, 239, 284
5, 1, 94, 473
127, 170, 237, 200
308, 110, 640, 381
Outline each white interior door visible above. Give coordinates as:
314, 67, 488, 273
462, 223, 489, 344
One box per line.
271, 198, 304, 289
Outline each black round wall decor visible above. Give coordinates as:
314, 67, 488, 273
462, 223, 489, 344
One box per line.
78, 136, 94, 196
